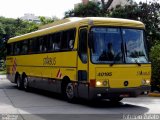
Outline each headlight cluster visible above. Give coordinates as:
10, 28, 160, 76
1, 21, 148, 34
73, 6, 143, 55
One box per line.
142, 79, 150, 85
96, 80, 108, 87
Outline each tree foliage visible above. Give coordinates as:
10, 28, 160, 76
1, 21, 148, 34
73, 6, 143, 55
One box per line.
0, 17, 39, 59
150, 41, 160, 87
101, 0, 114, 11
39, 16, 55, 25
0, 16, 58, 59
108, 1, 160, 46
65, 1, 104, 18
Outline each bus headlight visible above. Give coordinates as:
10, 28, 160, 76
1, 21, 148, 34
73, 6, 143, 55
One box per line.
146, 80, 150, 84
142, 79, 150, 85
96, 80, 108, 86
96, 81, 102, 86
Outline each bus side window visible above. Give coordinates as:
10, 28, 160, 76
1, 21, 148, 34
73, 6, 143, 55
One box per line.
61, 28, 76, 50
14, 42, 21, 55
78, 28, 88, 63
38, 37, 43, 52
61, 31, 68, 50
47, 35, 54, 52
28, 39, 33, 53
68, 29, 76, 49
54, 32, 61, 51
7, 44, 11, 56
42, 36, 48, 52
10, 43, 14, 55
50, 34, 55, 51
21, 40, 28, 54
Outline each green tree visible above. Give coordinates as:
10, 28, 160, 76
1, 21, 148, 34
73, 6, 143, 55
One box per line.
64, 1, 104, 18
0, 23, 6, 39
108, 1, 160, 46
101, 0, 114, 12
39, 16, 55, 25
0, 17, 39, 59
150, 41, 160, 91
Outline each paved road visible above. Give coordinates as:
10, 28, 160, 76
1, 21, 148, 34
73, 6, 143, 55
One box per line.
0, 75, 160, 120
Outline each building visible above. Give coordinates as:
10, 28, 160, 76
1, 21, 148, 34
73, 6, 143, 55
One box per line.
20, 13, 41, 23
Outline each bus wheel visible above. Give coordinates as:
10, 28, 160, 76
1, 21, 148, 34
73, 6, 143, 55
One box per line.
23, 76, 29, 91
109, 97, 123, 103
65, 83, 75, 102
16, 75, 23, 90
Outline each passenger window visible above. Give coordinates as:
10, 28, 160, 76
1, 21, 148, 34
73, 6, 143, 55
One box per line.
42, 36, 48, 52
54, 33, 61, 51
61, 29, 76, 50
7, 44, 11, 55
21, 40, 28, 54
48, 35, 54, 51
38, 37, 43, 52
78, 28, 88, 63
68, 29, 76, 49
61, 31, 68, 50
28, 39, 33, 53
14, 42, 21, 55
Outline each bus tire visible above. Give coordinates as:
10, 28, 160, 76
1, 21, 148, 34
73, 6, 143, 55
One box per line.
109, 97, 123, 103
65, 82, 75, 102
23, 76, 30, 91
16, 74, 23, 90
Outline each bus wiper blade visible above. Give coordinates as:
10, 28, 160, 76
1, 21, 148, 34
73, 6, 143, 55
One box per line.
133, 58, 141, 66
110, 62, 115, 67
110, 52, 121, 67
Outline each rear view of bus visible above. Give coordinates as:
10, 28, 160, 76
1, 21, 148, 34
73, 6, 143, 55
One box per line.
86, 18, 151, 101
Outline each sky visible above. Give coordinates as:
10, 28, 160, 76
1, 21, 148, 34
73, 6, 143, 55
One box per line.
0, 0, 159, 19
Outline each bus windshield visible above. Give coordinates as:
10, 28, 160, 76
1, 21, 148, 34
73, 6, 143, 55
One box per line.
90, 27, 149, 64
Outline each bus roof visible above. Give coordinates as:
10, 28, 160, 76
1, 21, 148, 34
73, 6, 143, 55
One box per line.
8, 17, 145, 43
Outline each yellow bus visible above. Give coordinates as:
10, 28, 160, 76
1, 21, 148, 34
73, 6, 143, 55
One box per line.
6, 17, 151, 102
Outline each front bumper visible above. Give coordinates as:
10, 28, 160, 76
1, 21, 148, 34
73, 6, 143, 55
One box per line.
89, 86, 150, 100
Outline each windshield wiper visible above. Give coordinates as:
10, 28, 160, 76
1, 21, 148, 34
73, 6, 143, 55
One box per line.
110, 52, 121, 67
133, 58, 141, 66
124, 42, 141, 66
110, 61, 115, 67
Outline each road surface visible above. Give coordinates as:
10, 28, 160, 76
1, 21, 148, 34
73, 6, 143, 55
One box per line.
0, 75, 160, 120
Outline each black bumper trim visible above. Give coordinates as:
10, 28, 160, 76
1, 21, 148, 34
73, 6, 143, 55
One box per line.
89, 86, 151, 99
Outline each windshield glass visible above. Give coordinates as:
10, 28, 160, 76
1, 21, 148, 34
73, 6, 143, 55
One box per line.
123, 28, 148, 63
90, 27, 149, 64
91, 27, 123, 64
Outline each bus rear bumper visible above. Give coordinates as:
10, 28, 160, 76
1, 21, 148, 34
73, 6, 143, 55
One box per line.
89, 86, 151, 100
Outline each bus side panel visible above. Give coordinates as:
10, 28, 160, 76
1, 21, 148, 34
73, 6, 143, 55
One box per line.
6, 51, 78, 93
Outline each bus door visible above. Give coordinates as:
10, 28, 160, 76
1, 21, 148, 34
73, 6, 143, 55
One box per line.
77, 27, 89, 99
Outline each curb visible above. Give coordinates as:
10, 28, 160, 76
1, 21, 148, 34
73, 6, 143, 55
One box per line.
148, 93, 160, 97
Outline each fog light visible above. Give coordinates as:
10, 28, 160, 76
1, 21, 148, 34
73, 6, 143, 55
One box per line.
103, 81, 108, 86
144, 91, 149, 95
97, 94, 101, 97
142, 79, 150, 85
96, 81, 102, 86
142, 80, 146, 85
